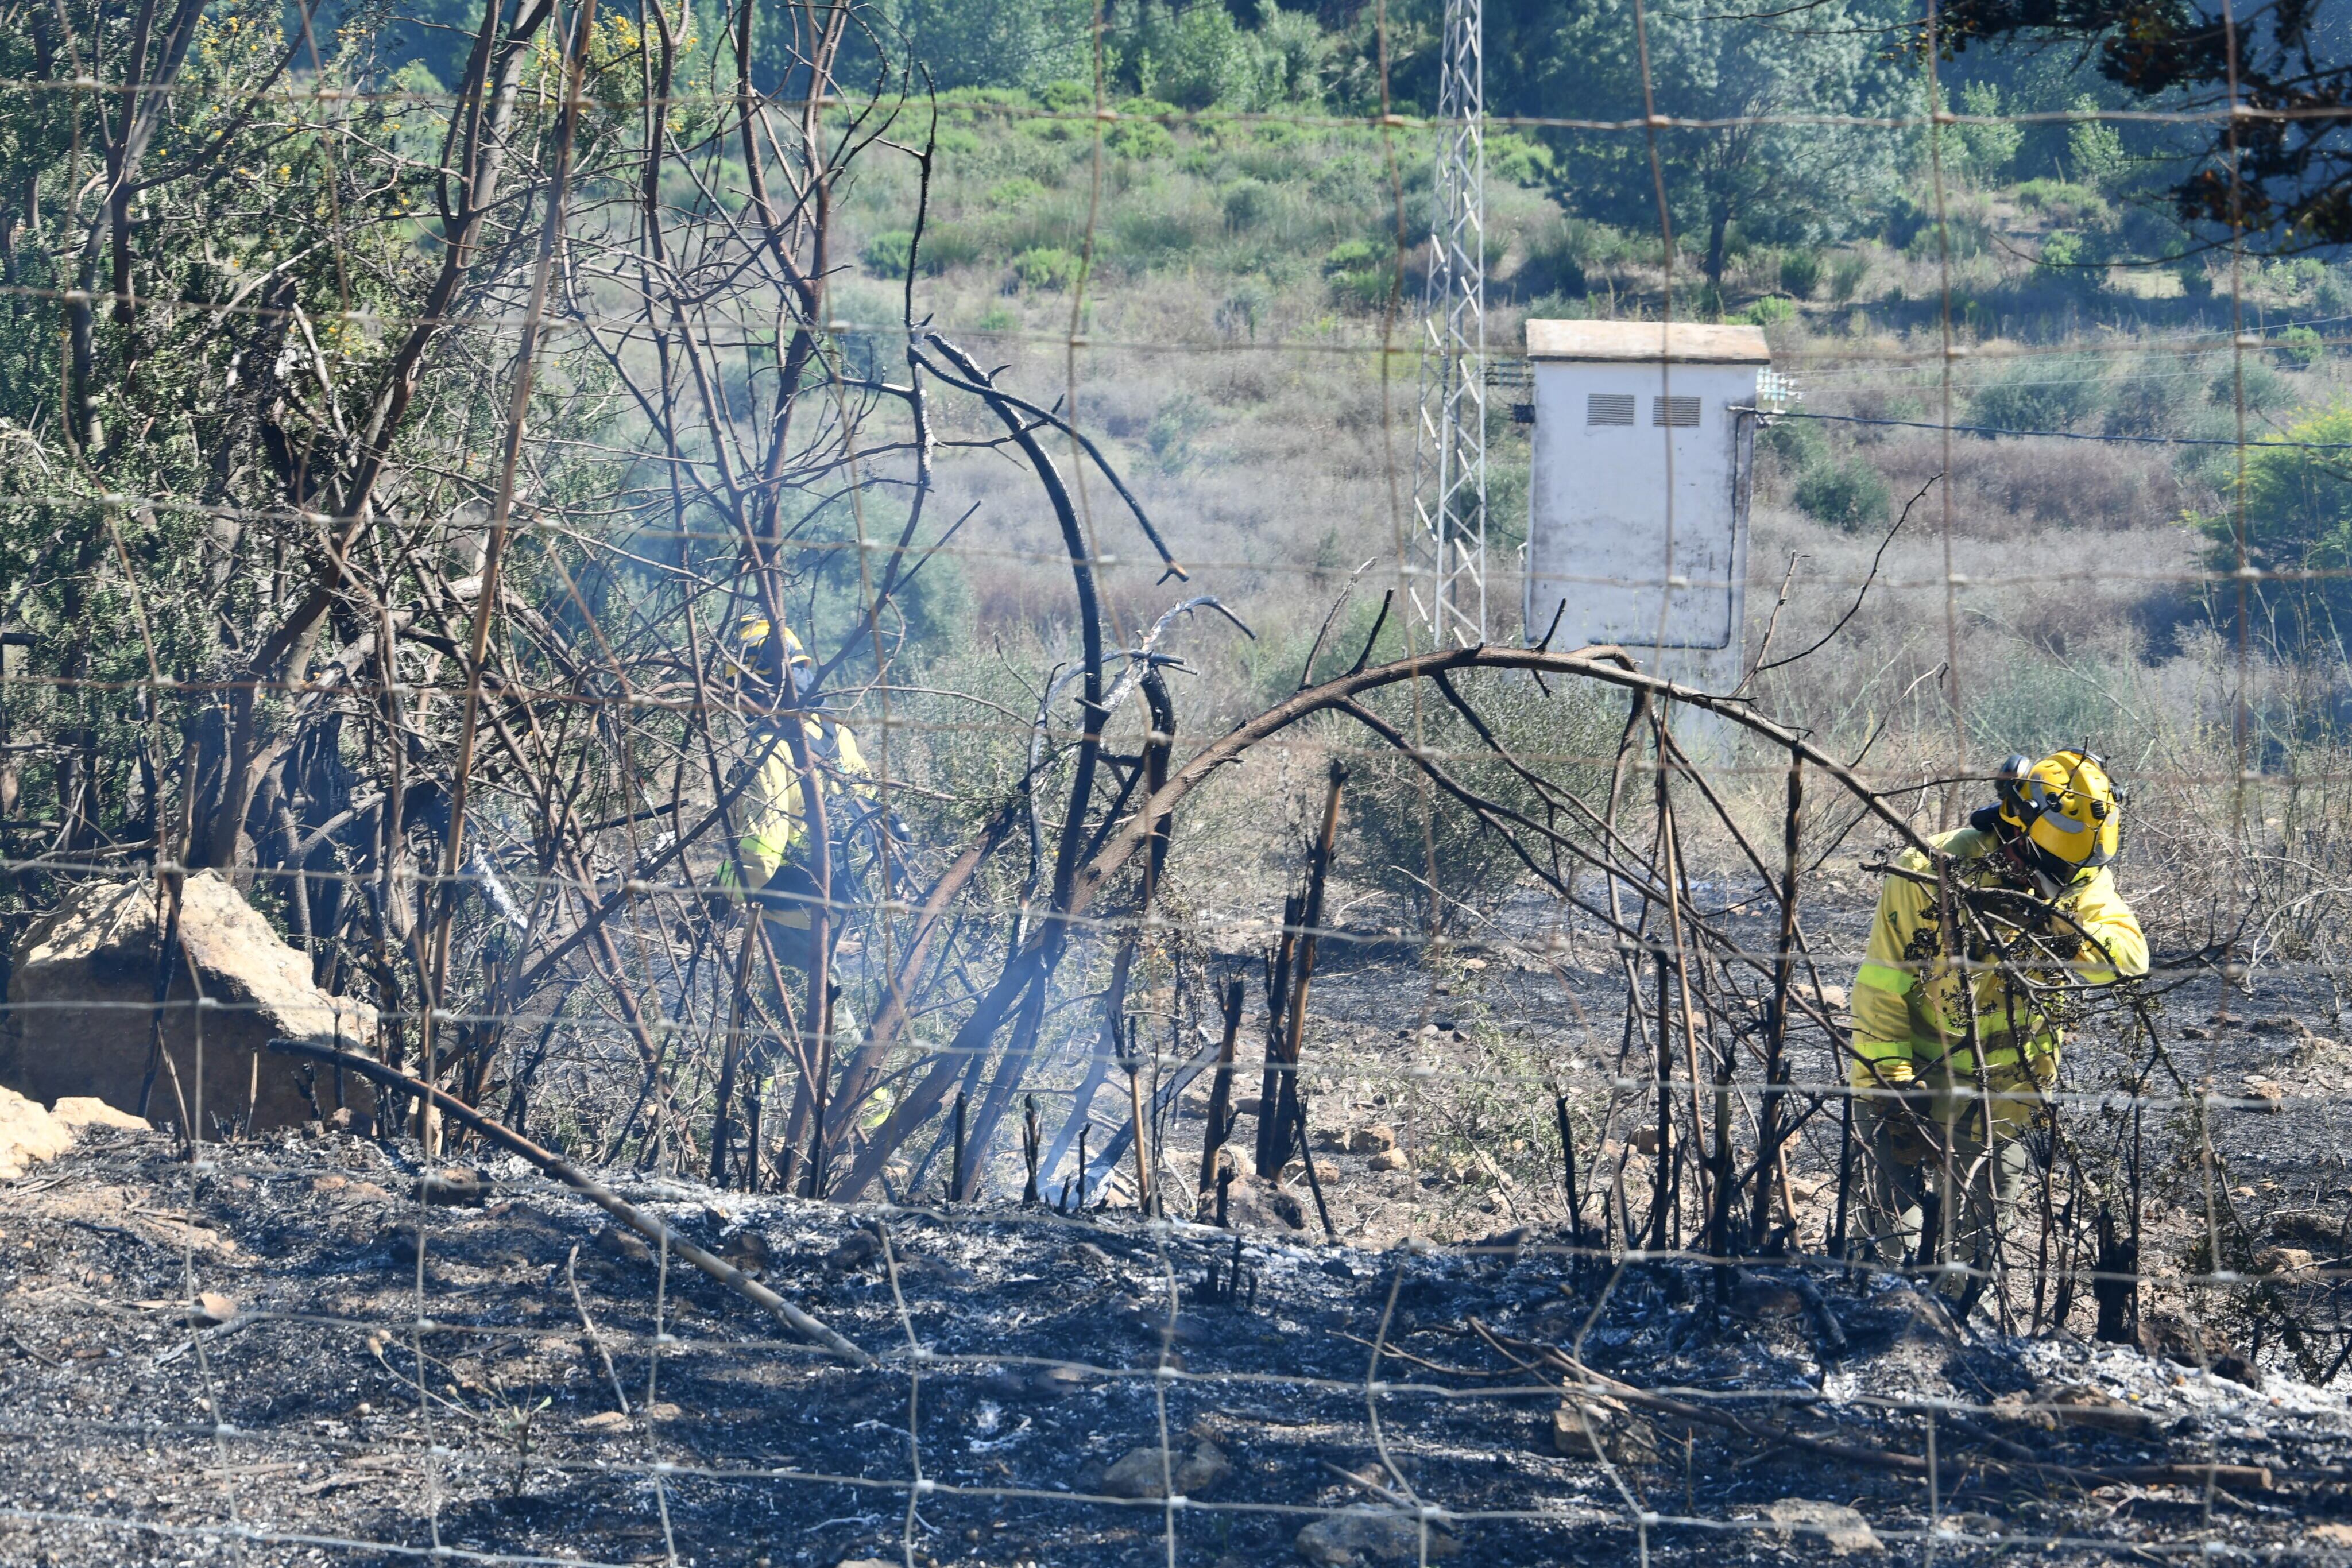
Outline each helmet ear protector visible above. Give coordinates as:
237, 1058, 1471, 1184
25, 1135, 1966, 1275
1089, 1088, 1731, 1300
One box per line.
1991, 746, 2126, 894
1994, 752, 2035, 823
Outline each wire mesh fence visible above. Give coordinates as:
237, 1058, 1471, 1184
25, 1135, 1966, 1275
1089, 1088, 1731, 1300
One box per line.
1, 0, 2350, 1563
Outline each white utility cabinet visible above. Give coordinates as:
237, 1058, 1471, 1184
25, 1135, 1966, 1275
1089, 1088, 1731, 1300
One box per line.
1523, 319, 1768, 700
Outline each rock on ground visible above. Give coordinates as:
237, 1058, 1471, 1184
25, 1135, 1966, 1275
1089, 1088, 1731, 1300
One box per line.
0, 1085, 74, 1178
51, 1095, 150, 1132
1295, 1507, 1461, 1565
1764, 1499, 1883, 1555
0, 870, 378, 1134
0, 1085, 148, 1178
1552, 1395, 1661, 1466
1099, 1438, 1231, 1499
1220, 1174, 1309, 1230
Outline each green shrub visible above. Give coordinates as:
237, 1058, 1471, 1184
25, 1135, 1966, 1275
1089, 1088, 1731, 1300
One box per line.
1518, 216, 1634, 300
1010, 246, 1082, 291
1964, 659, 2131, 757
1522, 253, 1587, 300
2036, 230, 2086, 276
1248, 5, 1333, 106
1487, 132, 1555, 187
887, 3, 1092, 94
1970, 358, 2107, 433
935, 125, 984, 158
2210, 359, 2294, 415
1146, 393, 1213, 474
1215, 280, 1274, 339
1322, 237, 1395, 309
983, 177, 1046, 210
1794, 456, 1891, 532
1104, 117, 1177, 161
1108, 199, 1218, 264
862, 226, 977, 278
1779, 250, 1823, 299
1220, 177, 1273, 231
1741, 295, 1797, 326
1123, 1, 1256, 109
1760, 416, 1828, 473
2034, 227, 2110, 292
862, 230, 915, 278
2278, 326, 2325, 371
2204, 402, 2352, 644
2103, 369, 2195, 438
2014, 179, 2111, 226
916, 225, 987, 272
1828, 251, 1870, 303
1903, 214, 1989, 261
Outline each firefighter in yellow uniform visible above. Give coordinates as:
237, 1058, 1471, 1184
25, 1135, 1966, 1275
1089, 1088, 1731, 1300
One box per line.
1848, 749, 2147, 1299
718, 617, 879, 971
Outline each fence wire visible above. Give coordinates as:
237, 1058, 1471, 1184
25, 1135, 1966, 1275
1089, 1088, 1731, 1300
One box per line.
2, 1, 2350, 1565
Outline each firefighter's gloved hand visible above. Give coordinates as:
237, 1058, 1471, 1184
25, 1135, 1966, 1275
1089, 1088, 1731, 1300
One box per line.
885, 810, 912, 845
1848, 1054, 1915, 1091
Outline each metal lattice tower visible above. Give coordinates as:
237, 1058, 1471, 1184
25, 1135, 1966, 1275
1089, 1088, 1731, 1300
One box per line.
1409, 0, 1486, 648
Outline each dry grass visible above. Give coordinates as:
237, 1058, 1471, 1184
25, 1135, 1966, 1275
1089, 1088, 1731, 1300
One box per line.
808, 111, 2352, 968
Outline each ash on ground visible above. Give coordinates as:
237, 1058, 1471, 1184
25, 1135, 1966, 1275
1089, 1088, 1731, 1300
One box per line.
4, 1121, 2350, 1566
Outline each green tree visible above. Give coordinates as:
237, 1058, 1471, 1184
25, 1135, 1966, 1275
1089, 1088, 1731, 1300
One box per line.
1944, 0, 2352, 246
1955, 80, 2022, 183
2207, 404, 2352, 646
1515, 0, 1906, 284
879, 0, 1093, 92
1109, 1, 1329, 110
2066, 94, 2127, 184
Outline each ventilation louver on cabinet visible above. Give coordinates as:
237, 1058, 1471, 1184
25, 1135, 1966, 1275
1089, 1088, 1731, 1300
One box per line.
1587, 393, 1635, 427
1652, 396, 1702, 428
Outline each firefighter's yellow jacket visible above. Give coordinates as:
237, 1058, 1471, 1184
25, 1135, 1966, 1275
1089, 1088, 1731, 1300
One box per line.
1850, 823, 2146, 1090
724, 713, 872, 927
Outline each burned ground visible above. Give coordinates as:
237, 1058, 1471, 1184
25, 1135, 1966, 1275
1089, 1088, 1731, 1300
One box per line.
4, 1095, 2350, 1568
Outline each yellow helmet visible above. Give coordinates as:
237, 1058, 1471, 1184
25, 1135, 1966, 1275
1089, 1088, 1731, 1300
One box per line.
727, 615, 810, 680
1995, 748, 2124, 893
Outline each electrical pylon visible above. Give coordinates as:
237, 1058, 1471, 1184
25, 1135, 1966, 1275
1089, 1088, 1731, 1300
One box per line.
1408, 0, 1486, 649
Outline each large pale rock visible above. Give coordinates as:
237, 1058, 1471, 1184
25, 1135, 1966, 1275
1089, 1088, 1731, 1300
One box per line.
0, 1085, 144, 1178
0, 872, 377, 1134
0, 1085, 74, 1178
51, 1096, 149, 1132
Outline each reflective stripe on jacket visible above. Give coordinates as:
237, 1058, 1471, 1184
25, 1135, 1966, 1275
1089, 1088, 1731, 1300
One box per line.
1849, 824, 2146, 1086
